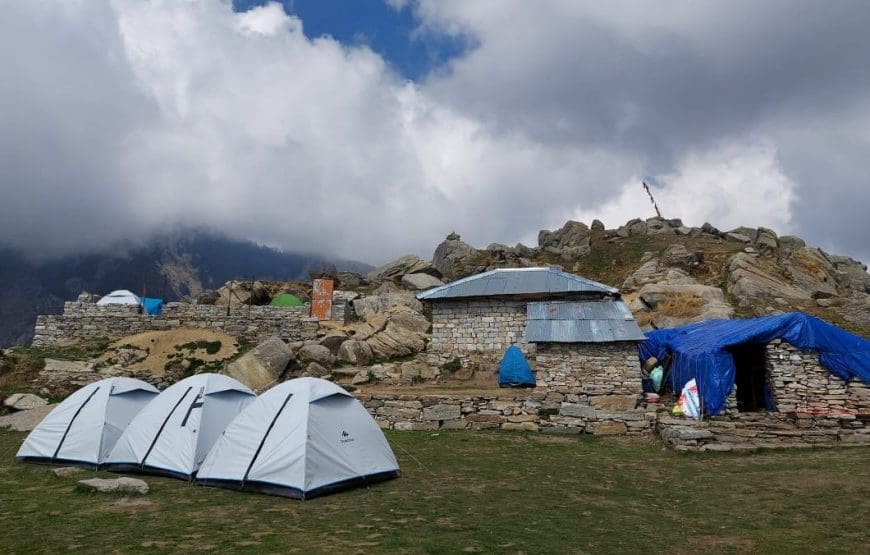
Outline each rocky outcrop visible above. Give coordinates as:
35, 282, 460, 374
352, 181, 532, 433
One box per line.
432, 233, 482, 281
538, 221, 591, 250
367, 254, 440, 283
297, 343, 335, 367
214, 280, 272, 306
401, 272, 444, 291
223, 336, 292, 391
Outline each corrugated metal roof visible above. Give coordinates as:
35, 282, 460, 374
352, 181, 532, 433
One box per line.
524, 300, 646, 343
416, 267, 618, 301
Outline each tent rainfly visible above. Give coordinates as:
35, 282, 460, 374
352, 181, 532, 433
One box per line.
16, 377, 158, 467
269, 294, 304, 307
105, 373, 255, 479
97, 290, 140, 306
196, 377, 399, 499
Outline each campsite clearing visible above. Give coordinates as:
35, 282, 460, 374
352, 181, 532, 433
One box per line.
1, 430, 867, 553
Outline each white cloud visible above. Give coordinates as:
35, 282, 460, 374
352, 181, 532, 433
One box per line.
0, 0, 867, 265
574, 140, 796, 234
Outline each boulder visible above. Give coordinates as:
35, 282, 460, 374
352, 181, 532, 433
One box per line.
645, 217, 674, 235
337, 340, 374, 365
755, 227, 779, 251
700, 222, 722, 236
662, 244, 700, 269
830, 255, 870, 293
336, 272, 368, 290
318, 331, 348, 355
214, 280, 271, 306
401, 273, 444, 291
0, 404, 56, 432
297, 344, 335, 367
351, 368, 372, 385
3, 393, 48, 411
778, 235, 806, 254
78, 477, 149, 495
195, 289, 219, 305
538, 221, 591, 249
591, 219, 605, 232
726, 253, 812, 304
367, 254, 439, 283
725, 232, 752, 243
302, 361, 329, 378
432, 232, 481, 281
223, 337, 292, 391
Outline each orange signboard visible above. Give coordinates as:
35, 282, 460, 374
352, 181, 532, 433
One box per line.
311, 278, 334, 321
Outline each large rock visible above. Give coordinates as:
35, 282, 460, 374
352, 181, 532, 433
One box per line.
318, 331, 349, 355
401, 273, 444, 291
214, 280, 271, 306
638, 283, 734, 327
755, 227, 779, 251
830, 255, 870, 293
0, 404, 56, 431
538, 221, 591, 249
352, 284, 423, 319
432, 232, 482, 281
367, 254, 439, 283
223, 337, 292, 391
337, 340, 374, 365
726, 253, 812, 305
78, 477, 149, 495
645, 217, 675, 235
297, 344, 335, 367
4, 393, 48, 411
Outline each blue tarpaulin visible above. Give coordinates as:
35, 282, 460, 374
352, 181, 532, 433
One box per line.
498, 345, 536, 388
640, 312, 870, 415
141, 298, 163, 316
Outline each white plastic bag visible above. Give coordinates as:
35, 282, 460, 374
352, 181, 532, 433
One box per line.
677, 378, 701, 419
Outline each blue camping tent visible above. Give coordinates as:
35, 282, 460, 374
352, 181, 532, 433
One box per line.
640, 312, 870, 415
141, 298, 163, 316
498, 346, 536, 388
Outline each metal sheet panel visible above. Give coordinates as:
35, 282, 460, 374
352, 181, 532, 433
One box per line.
417, 267, 618, 300
524, 299, 646, 343
311, 279, 334, 321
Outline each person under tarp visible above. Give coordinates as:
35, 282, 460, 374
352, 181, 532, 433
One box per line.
498, 345, 536, 388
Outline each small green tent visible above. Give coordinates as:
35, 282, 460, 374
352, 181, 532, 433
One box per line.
270, 293, 304, 307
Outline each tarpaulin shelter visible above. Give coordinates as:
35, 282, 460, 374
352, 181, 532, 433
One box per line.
269, 294, 304, 307
640, 312, 870, 415
105, 374, 255, 479
196, 378, 399, 499
141, 297, 163, 316
498, 346, 536, 387
17, 378, 158, 467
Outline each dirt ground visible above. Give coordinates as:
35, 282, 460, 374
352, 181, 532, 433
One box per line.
101, 329, 239, 376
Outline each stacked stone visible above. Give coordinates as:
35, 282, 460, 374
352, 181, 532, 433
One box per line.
32, 302, 319, 346
767, 340, 870, 426
355, 390, 655, 435
658, 412, 870, 452
429, 300, 531, 361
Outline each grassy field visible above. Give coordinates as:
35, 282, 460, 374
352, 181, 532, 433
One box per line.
1, 430, 868, 554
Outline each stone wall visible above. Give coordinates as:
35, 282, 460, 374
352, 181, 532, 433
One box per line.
429, 300, 531, 366
356, 390, 655, 435
33, 301, 319, 346
767, 339, 870, 418
658, 340, 870, 450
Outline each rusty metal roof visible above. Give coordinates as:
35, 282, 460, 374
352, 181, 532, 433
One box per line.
524, 300, 646, 343
416, 267, 618, 301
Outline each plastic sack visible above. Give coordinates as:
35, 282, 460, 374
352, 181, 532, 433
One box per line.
650, 366, 664, 392
676, 378, 701, 419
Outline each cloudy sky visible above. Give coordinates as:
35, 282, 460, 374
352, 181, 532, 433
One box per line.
1, 0, 869, 265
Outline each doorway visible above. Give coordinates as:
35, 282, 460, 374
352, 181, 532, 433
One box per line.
729, 343, 773, 412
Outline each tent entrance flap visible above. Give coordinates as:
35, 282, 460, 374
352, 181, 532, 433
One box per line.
729, 344, 773, 412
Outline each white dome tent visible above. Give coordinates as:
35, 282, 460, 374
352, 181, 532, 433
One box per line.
196, 377, 399, 499
16, 377, 158, 467
96, 290, 140, 306
105, 373, 255, 480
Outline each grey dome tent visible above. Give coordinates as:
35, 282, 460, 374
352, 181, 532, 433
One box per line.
196, 377, 399, 499
17, 377, 158, 467
105, 373, 255, 479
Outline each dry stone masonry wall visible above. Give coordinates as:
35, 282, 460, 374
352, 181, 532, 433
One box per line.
33, 301, 318, 346
659, 340, 870, 450
430, 300, 532, 363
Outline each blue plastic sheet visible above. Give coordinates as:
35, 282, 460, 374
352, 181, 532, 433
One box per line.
141, 297, 163, 316
498, 345, 536, 387
640, 312, 870, 415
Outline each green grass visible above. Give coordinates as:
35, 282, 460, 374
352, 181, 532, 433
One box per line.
1, 430, 868, 553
